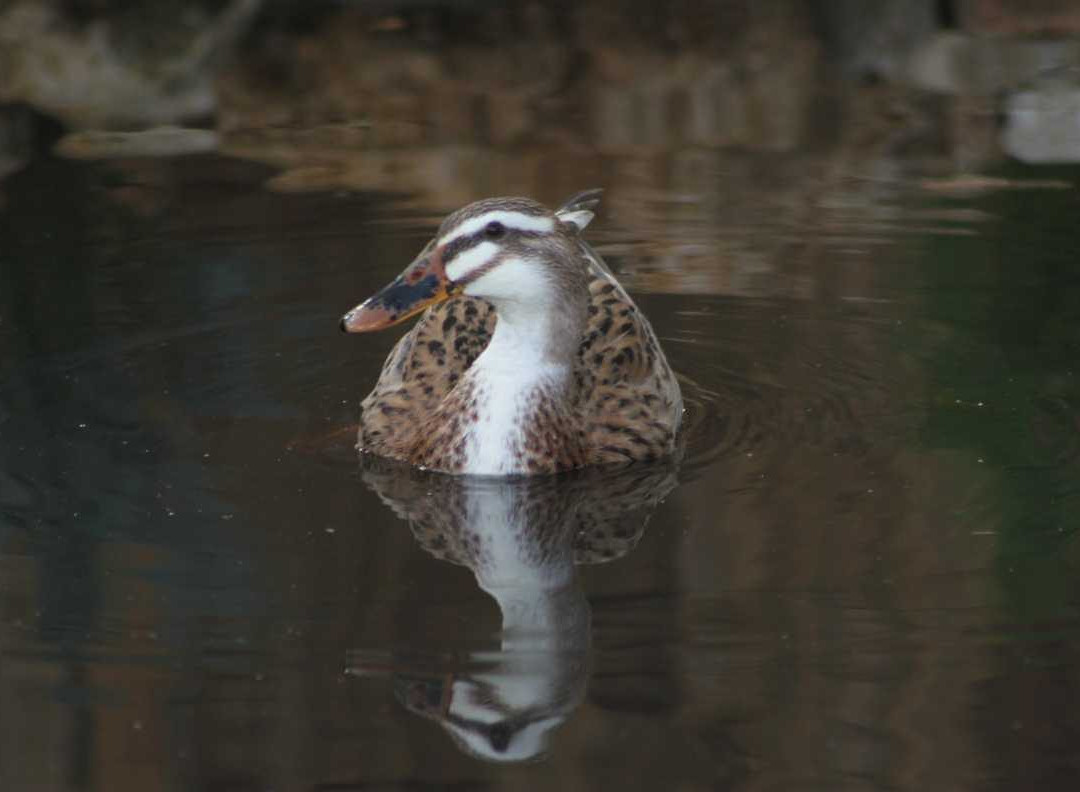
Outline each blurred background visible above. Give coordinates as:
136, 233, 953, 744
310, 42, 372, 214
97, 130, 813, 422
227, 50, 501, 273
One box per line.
2, 2, 1080, 791
3, 0, 1080, 177
5, 0, 1080, 288
5, 0, 1080, 286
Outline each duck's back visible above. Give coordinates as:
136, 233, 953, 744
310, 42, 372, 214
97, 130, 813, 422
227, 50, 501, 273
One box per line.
572, 242, 683, 464
357, 241, 682, 469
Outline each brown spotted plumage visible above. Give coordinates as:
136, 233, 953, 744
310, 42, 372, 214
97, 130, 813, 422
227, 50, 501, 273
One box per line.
343, 189, 683, 475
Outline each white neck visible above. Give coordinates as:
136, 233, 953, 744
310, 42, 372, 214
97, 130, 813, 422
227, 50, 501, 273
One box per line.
458, 300, 573, 476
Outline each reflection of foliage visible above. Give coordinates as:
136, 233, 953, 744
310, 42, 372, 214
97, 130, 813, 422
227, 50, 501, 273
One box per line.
916, 162, 1080, 617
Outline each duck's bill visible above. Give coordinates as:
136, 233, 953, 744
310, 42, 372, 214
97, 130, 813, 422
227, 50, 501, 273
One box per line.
340, 256, 458, 333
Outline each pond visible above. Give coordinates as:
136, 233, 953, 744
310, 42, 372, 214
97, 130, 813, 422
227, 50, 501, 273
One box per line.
1, 147, 1079, 790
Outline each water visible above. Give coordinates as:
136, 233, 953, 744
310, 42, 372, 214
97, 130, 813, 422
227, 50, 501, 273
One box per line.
1, 149, 1079, 790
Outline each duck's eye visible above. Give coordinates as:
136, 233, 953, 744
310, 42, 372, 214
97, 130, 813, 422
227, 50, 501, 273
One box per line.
484, 221, 505, 239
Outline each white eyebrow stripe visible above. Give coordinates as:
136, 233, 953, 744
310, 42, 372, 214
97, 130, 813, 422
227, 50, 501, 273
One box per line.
438, 210, 555, 247
445, 240, 500, 282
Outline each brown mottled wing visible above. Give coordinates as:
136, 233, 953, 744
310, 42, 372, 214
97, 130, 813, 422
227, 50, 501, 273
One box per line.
358, 297, 495, 458
573, 241, 683, 465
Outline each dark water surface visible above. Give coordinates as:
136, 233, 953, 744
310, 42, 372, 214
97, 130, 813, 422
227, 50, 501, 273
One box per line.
1, 151, 1080, 791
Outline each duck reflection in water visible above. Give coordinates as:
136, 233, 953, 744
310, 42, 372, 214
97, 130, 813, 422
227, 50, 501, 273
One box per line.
350, 459, 679, 762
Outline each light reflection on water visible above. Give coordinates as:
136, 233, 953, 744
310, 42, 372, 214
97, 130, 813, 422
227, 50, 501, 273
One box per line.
0, 147, 1078, 790
348, 462, 675, 762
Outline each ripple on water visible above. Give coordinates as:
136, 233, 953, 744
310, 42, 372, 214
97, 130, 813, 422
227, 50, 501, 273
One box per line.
669, 294, 919, 477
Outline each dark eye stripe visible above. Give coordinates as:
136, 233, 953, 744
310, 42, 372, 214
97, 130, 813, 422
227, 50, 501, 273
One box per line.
441, 234, 484, 267
439, 226, 545, 267
456, 251, 506, 285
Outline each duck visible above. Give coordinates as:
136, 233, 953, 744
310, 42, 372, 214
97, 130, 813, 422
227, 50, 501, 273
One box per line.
340, 189, 682, 476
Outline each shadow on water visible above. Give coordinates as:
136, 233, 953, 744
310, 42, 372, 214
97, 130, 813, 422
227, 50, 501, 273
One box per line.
349, 458, 677, 762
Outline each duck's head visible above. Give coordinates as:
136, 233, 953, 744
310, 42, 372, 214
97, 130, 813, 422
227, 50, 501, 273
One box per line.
340, 190, 601, 333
